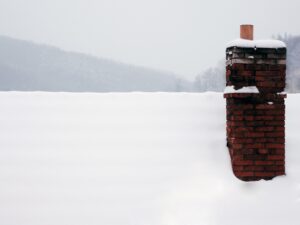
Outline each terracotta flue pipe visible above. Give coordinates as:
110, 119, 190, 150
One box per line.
240, 24, 254, 40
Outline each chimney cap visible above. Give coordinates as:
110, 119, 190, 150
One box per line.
240, 24, 254, 40
226, 25, 286, 49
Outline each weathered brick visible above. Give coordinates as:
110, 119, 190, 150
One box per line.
245, 132, 265, 138
265, 121, 285, 126
233, 166, 244, 172
267, 155, 285, 160
265, 132, 284, 138
231, 63, 245, 70
275, 161, 285, 165
256, 71, 281, 76
254, 116, 274, 121
234, 171, 254, 177
265, 143, 284, 149
225, 44, 286, 181
274, 171, 285, 176
258, 149, 269, 154
227, 121, 244, 127
265, 110, 285, 116
244, 143, 264, 148
273, 149, 285, 154
244, 154, 266, 161
255, 161, 274, 166
244, 165, 264, 171
234, 160, 253, 166
256, 104, 276, 110
254, 172, 275, 177
265, 165, 285, 172
255, 127, 274, 132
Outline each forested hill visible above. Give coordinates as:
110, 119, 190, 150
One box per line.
0, 36, 192, 92
1, 35, 299, 93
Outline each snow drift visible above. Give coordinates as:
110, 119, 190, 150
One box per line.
0, 92, 299, 225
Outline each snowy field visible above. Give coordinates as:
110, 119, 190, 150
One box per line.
0, 92, 299, 225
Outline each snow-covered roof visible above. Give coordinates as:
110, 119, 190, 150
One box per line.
227, 38, 286, 49
0, 92, 299, 224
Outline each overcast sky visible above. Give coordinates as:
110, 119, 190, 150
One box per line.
0, 0, 299, 80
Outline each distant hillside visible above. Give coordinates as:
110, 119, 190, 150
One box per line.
194, 35, 300, 93
0, 36, 192, 92
3, 35, 299, 93
279, 35, 300, 92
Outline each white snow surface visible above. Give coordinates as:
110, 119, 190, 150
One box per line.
227, 38, 286, 48
224, 85, 259, 94
0, 92, 299, 225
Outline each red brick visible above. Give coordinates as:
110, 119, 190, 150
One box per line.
267, 155, 285, 160
231, 144, 243, 150
228, 115, 243, 121
274, 138, 285, 143
234, 160, 253, 166
254, 116, 274, 121
234, 171, 254, 177
256, 71, 281, 76
265, 165, 285, 172
231, 64, 245, 70
274, 116, 285, 120
234, 127, 253, 132
265, 121, 285, 126
275, 171, 285, 176
256, 104, 276, 110
275, 161, 285, 165
232, 149, 255, 155
232, 155, 244, 160
273, 149, 285, 154
256, 76, 283, 82
244, 165, 264, 171
258, 149, 269, 154
265, 132, 284, 138
233, 166, 244, 172
265, 110, 284, 116
255, 161, 274, 165
239, 71, 254, 76
244, 155, 266, 161
255, 138, 267, 143
244, 143, 264, 148
269, 65, 286, 70
232, 110, 243, 115
265, 143, 284, 149
257, 81, 277, 88
245, 132, 264, 138
230, 138, 254, 144
246, 121, 265, 126
255, 172, 275, 177
245, 116, 254, 121
275, 127, 285, 131
227, 121, 244, 127
255, 127, 274, 132
239, 105, 254, 110
232, 132, 245, 138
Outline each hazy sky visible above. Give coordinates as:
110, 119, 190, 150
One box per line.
0, 0, 299, 80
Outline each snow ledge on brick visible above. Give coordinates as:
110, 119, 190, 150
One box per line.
224, 86, 259, 94
226, 39, 286, 49
277, 91, 287, 95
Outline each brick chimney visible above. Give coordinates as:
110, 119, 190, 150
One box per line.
224, 25, 287, 181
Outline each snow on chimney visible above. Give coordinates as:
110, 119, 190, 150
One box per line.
224, 25, 287, 181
